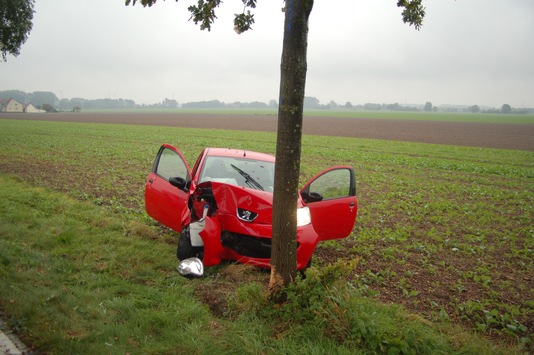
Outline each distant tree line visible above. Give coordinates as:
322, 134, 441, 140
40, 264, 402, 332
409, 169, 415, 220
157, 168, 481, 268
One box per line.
1, 90, 531, 114
0, 90, 135, 111
181, 100, 224, 109
464, 104, 530, 114
182, 99, 277, 109
64, 98, 137, 110
0, 89, 58, 108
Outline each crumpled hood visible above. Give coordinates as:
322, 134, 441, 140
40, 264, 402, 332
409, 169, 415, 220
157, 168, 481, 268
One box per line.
209, 182, 274, 224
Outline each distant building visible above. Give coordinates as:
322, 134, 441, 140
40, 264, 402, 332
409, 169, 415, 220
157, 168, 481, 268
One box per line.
24, 103, 45, 113
6, 98, 24, 112
3, 98, 24, 113
0, 98, 45, 113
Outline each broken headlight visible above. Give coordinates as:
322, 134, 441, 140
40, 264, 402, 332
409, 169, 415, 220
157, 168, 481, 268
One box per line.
297, 206, 311, 226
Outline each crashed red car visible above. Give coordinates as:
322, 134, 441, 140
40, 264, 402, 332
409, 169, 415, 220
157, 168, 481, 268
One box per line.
145, 145, 358, 270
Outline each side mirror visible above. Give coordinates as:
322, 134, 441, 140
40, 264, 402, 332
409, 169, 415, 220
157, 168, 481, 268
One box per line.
301, 191, 323, 203
169, 176, 187, 190
177, 257, 204, 278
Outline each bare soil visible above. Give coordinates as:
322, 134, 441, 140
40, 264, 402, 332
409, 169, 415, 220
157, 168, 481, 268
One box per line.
2, 111, 533, 151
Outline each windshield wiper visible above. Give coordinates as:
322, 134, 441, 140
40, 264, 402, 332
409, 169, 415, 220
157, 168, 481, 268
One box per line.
230, 164, 264, 191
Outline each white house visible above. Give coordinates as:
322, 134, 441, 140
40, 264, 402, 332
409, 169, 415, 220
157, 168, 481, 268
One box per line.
3, 98, 24, 113
0, 98, 46, 113
24, 103, 45, 113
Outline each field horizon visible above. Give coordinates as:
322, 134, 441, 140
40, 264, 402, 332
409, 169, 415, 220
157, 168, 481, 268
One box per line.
2, 110, 534, 151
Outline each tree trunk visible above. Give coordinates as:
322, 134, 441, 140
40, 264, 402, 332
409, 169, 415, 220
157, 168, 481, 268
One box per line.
269, 0, 314, 295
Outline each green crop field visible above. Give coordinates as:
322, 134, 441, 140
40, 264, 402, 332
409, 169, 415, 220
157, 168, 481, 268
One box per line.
305, 110, 534, 123
0, 117, 532, 353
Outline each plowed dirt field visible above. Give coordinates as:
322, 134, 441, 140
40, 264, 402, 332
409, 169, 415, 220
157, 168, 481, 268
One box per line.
2, 112, 533, 151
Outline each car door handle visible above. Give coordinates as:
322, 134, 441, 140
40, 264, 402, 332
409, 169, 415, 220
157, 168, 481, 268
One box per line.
349, 202, 355, 207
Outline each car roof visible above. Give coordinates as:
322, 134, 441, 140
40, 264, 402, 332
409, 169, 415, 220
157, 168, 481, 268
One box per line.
205, 148, 275, 162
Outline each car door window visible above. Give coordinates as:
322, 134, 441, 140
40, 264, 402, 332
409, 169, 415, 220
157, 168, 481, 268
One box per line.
155, 147, 188, 180
145, 145, 190, 233
302, 167, 357, 241
307, 168, 352, 199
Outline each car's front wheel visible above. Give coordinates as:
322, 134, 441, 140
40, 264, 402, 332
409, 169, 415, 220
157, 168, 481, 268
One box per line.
177, 225, 203, 260
299, 257, 312, 279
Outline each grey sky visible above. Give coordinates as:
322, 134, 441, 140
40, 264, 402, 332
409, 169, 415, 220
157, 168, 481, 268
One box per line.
1, 0, 533, 107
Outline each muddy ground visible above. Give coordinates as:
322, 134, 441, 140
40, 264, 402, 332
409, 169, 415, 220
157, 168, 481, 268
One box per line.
2, 111, 533, 151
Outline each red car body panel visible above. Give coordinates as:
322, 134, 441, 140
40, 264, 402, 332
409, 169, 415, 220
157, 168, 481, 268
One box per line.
145, 144, 192, 232
145, 171, 189, 232
145, 145, 358, 270
199, 216, 223, 266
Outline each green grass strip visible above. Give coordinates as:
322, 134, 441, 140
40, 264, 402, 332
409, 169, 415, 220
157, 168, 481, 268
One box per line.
0, 175, 518, 354
0, 175, 220, 353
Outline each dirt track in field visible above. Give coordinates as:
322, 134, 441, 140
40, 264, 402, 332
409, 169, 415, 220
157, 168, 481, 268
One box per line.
2, 112, 533, 151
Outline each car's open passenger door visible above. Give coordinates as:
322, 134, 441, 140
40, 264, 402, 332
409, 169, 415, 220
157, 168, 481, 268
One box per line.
300, 167, 358, 241
145, 144, 191, 233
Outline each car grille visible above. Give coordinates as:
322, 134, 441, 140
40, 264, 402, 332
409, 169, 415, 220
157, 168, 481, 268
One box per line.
221, 231, 271, 259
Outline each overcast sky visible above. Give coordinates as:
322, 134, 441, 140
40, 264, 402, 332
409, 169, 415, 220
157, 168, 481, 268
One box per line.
1, 0, 533, 107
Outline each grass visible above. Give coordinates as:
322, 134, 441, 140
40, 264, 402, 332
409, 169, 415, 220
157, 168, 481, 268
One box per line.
0, 175, 508, 354
0, 117, 532, 353
0, 175, 213, 353
305, 110, 534, 124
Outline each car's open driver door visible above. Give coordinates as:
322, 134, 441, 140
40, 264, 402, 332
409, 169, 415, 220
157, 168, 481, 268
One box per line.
300, 166, 358, 241
145, 144, 191, 233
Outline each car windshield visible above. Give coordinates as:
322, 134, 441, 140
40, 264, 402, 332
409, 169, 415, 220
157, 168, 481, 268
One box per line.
199, 156, 275, 192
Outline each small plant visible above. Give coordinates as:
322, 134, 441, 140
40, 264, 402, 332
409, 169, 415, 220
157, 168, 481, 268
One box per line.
457, 300, 530, 339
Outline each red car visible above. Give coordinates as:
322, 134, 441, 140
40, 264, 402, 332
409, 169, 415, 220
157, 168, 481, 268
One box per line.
145, 145, 358, 270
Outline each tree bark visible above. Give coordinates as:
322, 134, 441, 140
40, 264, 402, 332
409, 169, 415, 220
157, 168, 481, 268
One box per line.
269, 0, 314, 295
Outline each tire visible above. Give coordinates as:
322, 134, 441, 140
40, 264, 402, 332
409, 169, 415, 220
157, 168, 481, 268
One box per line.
177, 225, 203, 260
298, 257, 312, 279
